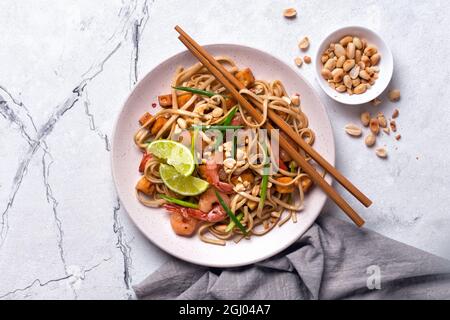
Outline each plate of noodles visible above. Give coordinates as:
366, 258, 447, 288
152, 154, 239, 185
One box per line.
111, 44, 335, 267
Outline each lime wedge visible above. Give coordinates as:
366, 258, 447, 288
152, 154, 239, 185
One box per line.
159, 164, 209, 196
147, 140, 194, 176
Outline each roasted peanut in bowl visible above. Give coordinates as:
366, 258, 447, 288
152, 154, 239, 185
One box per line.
315, 26, 393, 105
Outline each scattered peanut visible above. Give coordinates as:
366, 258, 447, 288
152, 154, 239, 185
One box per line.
345, 123, 363, 137
303, 56, 312, 64
390, 120, 397, 132
377, 112, 387, 128
395, 134, 402, 141
369, 118, 380, 135
283, 8, 297, 18
392, 108, 399, 118
294, 57, 303, 67
376, 148, 388, 158
365, 134, 376, 147
360, 112, 370, 127
371, 98, 382, 106
388, 89, 401, 102
299, 37, 310, 50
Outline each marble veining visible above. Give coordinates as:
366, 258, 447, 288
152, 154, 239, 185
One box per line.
0, 0, 449, 299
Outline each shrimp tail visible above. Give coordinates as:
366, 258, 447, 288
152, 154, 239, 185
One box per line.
163, 204, 191, 219
163, 203, 226, 223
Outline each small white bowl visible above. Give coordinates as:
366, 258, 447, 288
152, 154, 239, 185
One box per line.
315, 26, 393, 105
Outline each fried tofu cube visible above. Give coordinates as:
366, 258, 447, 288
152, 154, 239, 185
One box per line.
235, 68, 255, 88
138, 112, 153, 126
275, 177, 295, 194
301, 176, 313, 193
158, 94, 173, 107
136, 177, 155, 195
177, 93, 193, 108
150, 117, 168, 136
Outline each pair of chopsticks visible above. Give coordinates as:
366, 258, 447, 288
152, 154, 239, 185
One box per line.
175, 25, 371, 227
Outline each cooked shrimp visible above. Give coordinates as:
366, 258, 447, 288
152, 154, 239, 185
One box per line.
198, 159, 234, 193
164, 204, 227, 223
198, 187, 230, 213
169, 212, 198, 236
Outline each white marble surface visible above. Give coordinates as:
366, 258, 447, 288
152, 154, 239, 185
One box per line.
0, 0, 449, 299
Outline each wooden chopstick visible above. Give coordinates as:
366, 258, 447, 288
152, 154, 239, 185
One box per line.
177, 34, 365, 227
175, 26, 372, 209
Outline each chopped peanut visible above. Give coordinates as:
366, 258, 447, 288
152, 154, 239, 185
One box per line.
138, 112, 153, 126
177, 93, 193, 108
275, 177, 295, 194
158, 94, 172, 107
247, 200, 258, 210
136, 176, 155, 195
235, 68, 255, 88
151, 117, 168, 136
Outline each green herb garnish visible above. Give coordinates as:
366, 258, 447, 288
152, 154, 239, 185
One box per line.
172, 86, 223, 98
159, 194, 199, 209
220, 106, 238, 126
191, 128, 199, 165
190, 125, 243, 131
214, 190, 248, 236
258, 146, 271, 211
225, 212, 244, 232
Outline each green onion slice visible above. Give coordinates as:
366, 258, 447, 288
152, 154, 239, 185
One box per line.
159, 194, 199, 209
221, 106, 238, 126
225, 212, 244, 233
214, 190, 248, 236
190, 125, 243, 131
172, 86, 224, 98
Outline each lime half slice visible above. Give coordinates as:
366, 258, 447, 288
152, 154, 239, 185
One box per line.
159, 164, 209, 196
147, 140, 195, 176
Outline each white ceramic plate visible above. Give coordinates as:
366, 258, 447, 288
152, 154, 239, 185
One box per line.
315, 26, 394, 105
111, 44, 335, 268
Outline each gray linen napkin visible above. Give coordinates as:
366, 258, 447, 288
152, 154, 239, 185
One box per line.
134, 215, 450, 300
